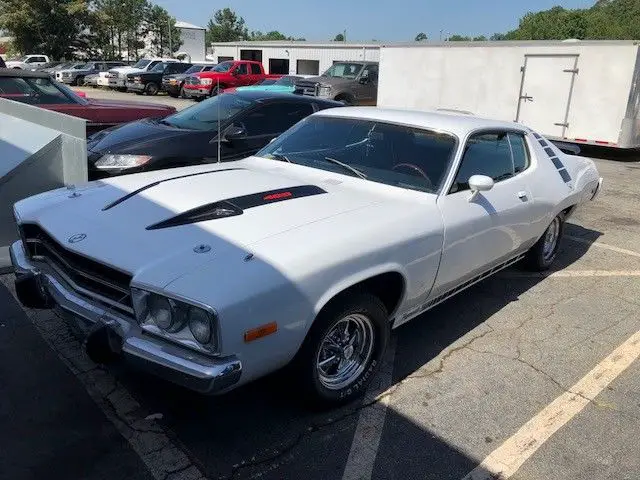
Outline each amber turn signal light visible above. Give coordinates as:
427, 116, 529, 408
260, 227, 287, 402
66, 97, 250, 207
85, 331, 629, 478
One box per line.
244, 322, 278, 343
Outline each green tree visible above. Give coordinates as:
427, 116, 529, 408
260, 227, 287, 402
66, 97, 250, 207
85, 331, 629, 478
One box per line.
144, 4, 182, 56
207, 7, 248, 43
415, 32, 428, 41
333, 33, 345, 41
472, 35, 487, 41
489, 32, 506, 41
250, 30, 293, 41
447, 34, 471, 41
0, 0, 92, 59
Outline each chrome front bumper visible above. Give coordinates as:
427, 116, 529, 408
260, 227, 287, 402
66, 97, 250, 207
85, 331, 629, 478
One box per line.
10, 240, 241, 394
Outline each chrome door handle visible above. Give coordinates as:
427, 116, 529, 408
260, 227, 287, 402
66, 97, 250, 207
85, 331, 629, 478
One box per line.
517, 191, 528, 200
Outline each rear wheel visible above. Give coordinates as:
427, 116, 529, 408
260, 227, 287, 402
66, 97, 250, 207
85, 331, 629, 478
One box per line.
335, 94, 354, 106
75, 76, 85, 86
523, 213, 565, 271
145, 82, 159, 96
293, 292, 389, 407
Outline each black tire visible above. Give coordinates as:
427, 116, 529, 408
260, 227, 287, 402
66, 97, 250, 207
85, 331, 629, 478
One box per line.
179, 85, 186, 98
523, 212, 565, 271
134, 91, 144, 95
293, 292, 389, 407
75, 76, 85, 86
210, 85, 221, 97
145, 82, 159, 96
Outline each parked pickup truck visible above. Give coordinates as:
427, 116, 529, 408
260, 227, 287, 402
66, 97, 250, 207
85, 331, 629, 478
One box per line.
5, 55, 51, 70
294, 61, 379, 106
102, 58, 180, 90
182, 60, 281, 100
126, 61, 193, 95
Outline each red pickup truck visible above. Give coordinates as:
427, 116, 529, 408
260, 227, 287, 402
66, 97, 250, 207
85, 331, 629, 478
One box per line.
182, 60, 281, 100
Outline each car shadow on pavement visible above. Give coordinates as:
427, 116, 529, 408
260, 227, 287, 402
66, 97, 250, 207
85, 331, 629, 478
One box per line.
106, 222, 603, 480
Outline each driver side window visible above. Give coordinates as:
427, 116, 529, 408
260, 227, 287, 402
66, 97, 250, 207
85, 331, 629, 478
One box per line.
236, 63, 248, 75
450, 132, 515, 193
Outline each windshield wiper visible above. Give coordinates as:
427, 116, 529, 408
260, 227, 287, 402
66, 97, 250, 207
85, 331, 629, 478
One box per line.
323, 157, 367, 179
270, 153, 295, 163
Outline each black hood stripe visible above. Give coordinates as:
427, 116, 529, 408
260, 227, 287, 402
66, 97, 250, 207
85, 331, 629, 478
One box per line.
102, 168, 243, 211
146, 185, 327, 230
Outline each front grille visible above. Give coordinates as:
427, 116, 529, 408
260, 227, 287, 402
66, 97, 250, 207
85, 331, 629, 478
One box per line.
294, 80, 319, 96
21, 223, 133, 314
185, 76, 200, 86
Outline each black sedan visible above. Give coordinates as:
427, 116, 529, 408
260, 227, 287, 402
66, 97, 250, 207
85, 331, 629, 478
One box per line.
162, 63, 217, 98
126, 61, 193, 95
87, 90, 343, 179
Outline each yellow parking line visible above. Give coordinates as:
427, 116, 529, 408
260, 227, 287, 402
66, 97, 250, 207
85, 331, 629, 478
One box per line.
567, 236, 640, 258
462, 328, 640, 480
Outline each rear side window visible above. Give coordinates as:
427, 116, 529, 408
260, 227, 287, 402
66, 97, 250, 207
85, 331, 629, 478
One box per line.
236, 63, 248, 75
508, 133, 530, 174
250, 63, 261, 74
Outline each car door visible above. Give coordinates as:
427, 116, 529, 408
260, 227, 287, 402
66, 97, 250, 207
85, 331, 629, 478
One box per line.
249, 63, 264, 85
355, 64, 379, 105
430, 130, 535, 299
232, 62, 251, 86
219, 101, 316, 160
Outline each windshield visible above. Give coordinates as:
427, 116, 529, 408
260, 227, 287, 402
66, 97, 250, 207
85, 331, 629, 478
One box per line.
185, 64, 207, 74
162, 93, 254, 131
72, 63, 87, 70
132, 59, 151, 69
151, 62, 168, 72
257, 116, 458, 193
321, 62, 364, 79
212, 61, 234, 72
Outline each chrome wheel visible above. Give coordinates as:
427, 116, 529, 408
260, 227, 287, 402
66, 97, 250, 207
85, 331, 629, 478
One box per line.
316, 313, 375, 391
543, 217, 561, 261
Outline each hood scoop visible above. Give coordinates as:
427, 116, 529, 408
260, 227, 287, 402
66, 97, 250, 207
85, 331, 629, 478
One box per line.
146, 185, 327, 230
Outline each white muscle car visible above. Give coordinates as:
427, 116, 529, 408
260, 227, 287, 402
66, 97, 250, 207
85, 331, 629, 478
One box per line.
10, 108, 602, 406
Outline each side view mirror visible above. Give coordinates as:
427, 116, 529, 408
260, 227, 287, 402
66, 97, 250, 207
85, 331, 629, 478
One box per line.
221, 124, 246, 143
468, 174, 494, 202
358, 76, 370, 84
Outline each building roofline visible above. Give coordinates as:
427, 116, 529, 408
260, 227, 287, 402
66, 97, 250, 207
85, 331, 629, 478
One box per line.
210, 41, 382, 48
382, 39, 640, 48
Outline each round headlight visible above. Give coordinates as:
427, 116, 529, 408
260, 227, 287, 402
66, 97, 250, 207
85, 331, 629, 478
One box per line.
148, 295, 172, 330
189, 308, 212, 344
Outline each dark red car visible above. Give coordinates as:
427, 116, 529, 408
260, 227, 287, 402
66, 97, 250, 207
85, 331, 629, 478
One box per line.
0, 68, 176, 135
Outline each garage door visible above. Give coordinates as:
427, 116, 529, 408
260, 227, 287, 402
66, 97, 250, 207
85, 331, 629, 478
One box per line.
516, 55, 579, 138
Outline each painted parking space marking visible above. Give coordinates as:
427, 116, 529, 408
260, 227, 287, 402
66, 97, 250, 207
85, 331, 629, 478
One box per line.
342, 337, 397, 480
500, 269, 640, 278
462, 328, 640, 480
567, 235, 640, 258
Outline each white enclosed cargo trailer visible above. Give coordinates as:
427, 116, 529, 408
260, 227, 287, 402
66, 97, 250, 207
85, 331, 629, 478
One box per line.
377, 40, 640, 149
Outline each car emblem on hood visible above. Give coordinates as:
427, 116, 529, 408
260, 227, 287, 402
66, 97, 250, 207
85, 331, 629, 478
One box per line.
68, 233, 87, 244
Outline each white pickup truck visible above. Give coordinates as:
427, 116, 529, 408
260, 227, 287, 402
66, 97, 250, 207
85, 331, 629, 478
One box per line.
5, 55, 51, 70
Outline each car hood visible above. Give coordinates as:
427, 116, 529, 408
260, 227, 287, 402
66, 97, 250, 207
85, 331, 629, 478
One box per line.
86, 118, 196, 154
15, 159, 399, 286
111, 66, 143, 74
164, 73, 188, 81
5, 61, 25, 68
300, 76, 355, 88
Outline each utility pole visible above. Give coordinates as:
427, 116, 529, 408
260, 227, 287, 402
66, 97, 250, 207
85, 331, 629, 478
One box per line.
168, 19, 173, 57
343, 29, 346, 42
439, 30, 443, 41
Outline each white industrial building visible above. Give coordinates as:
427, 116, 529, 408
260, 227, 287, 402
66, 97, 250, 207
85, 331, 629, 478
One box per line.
208, 41, 381, 75
175, 21, 207, 62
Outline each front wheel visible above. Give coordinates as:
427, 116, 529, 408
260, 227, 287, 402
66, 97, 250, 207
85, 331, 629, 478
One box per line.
210, 85, 221, 97
293, 293, 389, 407
145, 82, 159, 96
75, 76, 85, 86
523, 213, 565, 271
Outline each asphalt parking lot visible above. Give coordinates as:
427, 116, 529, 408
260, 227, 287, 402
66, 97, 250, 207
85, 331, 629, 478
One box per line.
2, 152, 640, 480
75, 86, 195, 111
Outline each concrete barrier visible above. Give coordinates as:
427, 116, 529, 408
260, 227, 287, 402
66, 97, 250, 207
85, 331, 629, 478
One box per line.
0, 99, 87, 272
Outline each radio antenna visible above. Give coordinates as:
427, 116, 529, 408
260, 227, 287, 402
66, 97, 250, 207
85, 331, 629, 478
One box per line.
217, 77, 221, 163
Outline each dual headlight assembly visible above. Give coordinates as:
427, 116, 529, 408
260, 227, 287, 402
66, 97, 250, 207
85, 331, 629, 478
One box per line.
131, 288, 219, 355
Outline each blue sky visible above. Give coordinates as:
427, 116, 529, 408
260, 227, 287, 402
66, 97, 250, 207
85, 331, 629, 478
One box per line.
154, 0, 595, 42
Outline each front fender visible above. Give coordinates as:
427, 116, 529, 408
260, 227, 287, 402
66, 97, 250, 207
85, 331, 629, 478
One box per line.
314, 263, 408, 317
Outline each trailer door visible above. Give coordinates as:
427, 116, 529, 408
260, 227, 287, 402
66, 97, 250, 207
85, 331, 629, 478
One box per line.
516, 55, 579, 138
